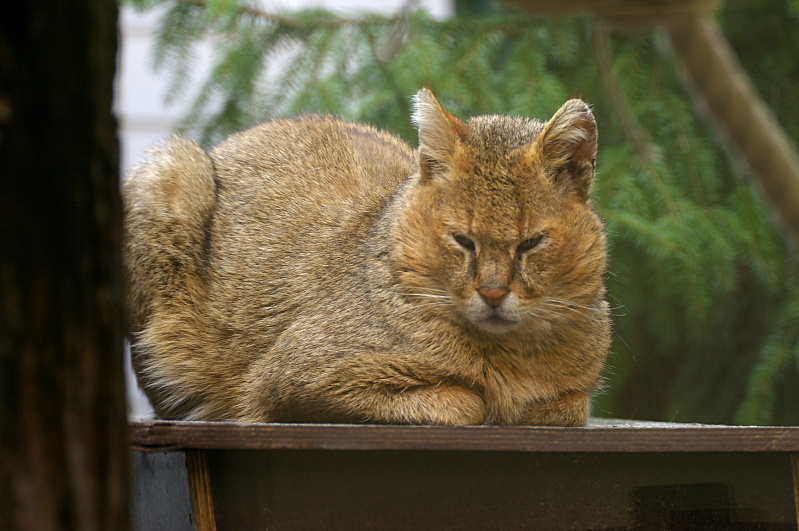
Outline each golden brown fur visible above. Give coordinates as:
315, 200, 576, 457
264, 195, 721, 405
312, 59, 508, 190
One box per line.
124, 89, 611, 425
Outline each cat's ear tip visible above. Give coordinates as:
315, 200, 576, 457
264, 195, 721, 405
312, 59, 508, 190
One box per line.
411, 89, 444, 130
562, 98, 591, 109
412, 87, 438, 113
556, 99, 595, 123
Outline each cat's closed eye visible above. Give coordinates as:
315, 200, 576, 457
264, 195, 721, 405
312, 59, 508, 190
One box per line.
516, 235, 543, 254
453, 234, 476, 252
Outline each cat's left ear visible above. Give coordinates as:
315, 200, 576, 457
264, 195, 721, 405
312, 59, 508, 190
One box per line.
533, 99, 597, 202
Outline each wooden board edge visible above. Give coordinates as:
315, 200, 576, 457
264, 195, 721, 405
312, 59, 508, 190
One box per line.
129, 421, 799, 453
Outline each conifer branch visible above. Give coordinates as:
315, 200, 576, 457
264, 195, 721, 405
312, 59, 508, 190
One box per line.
593, 22, 677, 213
365, 30, 411, 122
175, 0, 349, 27
593, 23, 655, 166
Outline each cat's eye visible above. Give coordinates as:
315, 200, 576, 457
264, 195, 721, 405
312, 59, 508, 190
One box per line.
453, 234, 476, 252
517, 235, 543, 254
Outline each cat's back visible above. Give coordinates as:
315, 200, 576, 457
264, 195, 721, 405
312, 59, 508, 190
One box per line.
209, 115, 415, 221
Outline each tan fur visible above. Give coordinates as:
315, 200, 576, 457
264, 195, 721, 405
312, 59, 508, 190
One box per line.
123, 89, 611, 425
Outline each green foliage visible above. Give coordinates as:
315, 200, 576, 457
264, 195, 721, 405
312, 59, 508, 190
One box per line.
122, 0, 799, 425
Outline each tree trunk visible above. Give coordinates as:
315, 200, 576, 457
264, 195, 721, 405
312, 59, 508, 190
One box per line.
0, 0, 129, 529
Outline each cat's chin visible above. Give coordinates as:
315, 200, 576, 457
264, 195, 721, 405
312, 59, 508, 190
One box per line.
470, 315, 523, 335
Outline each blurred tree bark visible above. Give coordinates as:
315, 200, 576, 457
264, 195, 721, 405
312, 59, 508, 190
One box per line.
0, 0, 129, 529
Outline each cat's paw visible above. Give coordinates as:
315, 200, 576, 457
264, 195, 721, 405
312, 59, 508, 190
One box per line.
408, 383, 486, 425
520, 389, 589, 426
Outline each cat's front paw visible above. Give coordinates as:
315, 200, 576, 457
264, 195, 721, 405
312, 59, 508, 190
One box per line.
520, 389, 589, 426
386, 383, 486, 425
427, 384, 486, 425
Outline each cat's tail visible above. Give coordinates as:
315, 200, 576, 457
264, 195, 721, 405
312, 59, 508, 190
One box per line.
123, 137, 217, 418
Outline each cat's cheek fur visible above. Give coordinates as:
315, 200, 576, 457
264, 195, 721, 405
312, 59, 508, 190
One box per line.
513, 248, 558, 302
550, 216, 607, 300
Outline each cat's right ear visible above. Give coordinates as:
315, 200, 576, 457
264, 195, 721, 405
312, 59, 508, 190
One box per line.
412, 88, 466, 182
533, 99, 597, 202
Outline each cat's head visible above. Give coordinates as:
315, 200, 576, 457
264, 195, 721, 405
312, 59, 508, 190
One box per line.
393, 88, 607, 335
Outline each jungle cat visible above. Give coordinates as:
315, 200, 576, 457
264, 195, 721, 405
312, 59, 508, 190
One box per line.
124, 88, 611, 426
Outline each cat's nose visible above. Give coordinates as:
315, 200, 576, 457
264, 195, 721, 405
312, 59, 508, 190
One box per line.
478, 286, 509, 307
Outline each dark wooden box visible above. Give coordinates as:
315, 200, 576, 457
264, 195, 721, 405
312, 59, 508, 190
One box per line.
131, 419, 799, 530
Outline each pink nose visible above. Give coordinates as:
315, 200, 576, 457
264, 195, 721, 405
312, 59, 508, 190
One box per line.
478, 286, 509, 308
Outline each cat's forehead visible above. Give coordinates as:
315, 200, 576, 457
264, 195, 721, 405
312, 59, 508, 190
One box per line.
446, 176, 557, 240
463, 115, 545, 153
442, 114, 560, 233
453, 115, 554, 195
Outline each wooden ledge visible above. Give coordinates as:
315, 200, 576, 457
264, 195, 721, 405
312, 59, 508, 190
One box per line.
130, 419, 799, 453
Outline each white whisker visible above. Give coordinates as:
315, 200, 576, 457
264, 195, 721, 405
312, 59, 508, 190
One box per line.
395, 293, 449, 300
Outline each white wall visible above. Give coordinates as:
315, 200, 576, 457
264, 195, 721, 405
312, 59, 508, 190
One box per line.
117, 0, 453, 418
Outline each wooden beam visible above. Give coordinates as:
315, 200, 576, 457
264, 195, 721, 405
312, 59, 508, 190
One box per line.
186, 451, 217, 531
130, 420, 799, 453
667, 15, 799, 241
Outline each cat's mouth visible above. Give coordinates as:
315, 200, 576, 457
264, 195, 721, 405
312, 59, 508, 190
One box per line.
463, 294, 524, 334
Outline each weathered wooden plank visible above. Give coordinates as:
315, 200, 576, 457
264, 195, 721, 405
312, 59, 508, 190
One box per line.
130, 420, 799, 453
207, 450, 797, 529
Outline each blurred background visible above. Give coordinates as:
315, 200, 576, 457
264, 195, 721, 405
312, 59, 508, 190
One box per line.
118, 0, 799, 425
